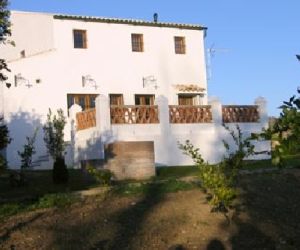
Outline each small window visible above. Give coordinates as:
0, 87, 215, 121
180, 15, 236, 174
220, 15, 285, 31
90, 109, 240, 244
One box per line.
135, 95, 155, 105
178, 94, 197, 105
174, 36, 186, 54
131, 34, 144, 52
110, 94, 124, 106
73, 30, 87, 49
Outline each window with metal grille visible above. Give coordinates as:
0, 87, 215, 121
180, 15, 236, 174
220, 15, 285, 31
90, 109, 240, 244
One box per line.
73, 30, 87, 49
110, 94, 124, 106
135, 95, 155, 105
174, 36, 186, 54
131, 34, 144, 52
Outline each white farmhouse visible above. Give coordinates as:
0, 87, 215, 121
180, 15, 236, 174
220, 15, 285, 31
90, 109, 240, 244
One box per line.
0, 11, 270, 171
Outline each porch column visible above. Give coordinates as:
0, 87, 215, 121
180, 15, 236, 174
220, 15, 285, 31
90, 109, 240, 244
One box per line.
255, 97, 268, 129
69, 104, 82, 169
95, 95, 113, 158
209, 97, 223, 125
156, 95, 171, 165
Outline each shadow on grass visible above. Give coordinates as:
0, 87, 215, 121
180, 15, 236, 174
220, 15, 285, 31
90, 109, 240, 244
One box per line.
0, 212, 44, 244
42, 181, 171, 250
210, 171, 300, 249
92, 183, 166, 249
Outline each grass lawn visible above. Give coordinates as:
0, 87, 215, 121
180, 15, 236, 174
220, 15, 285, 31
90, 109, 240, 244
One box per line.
1, 169, 300, 249
0, 169, 97, 202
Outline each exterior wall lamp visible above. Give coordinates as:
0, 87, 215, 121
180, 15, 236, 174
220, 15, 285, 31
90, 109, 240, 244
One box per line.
14, 73, 33, 88
82, 75, 98, 90
143, 75, 158, 89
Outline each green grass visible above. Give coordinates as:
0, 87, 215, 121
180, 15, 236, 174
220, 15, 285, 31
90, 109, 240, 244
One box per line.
156, 165, 200, 179
112, 179, 197, 196
243, 154, 300, 170
0, 169, 97, 202
0, 192, 80, 221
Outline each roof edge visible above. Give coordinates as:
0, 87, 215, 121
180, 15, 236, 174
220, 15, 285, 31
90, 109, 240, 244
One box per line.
53, 14, 207, 31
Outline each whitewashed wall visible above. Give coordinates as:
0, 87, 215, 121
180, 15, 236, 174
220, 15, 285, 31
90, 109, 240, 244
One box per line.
0, 11, 208, 168
69, 96, 271, 168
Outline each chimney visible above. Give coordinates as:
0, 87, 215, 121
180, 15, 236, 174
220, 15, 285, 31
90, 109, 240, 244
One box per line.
153, 13, 158, 23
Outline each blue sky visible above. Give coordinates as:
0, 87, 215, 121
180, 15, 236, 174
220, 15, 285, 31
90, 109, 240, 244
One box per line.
9, 0, 300, 116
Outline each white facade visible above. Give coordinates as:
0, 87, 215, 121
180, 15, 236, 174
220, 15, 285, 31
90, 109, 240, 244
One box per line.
0, 11, 270, 169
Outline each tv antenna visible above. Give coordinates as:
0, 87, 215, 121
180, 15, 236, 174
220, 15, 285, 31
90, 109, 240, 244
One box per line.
206, 44, 229, 80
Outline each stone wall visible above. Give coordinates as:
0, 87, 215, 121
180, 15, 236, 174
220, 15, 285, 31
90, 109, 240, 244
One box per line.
105, 141, 155, 180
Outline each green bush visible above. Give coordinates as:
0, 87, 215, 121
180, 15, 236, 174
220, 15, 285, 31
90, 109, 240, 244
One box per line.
179, 125, 254, 212
53, 157, 68, 184
0, 116, 11, 171
86, 165, 113, 186
18, 128, 38, 169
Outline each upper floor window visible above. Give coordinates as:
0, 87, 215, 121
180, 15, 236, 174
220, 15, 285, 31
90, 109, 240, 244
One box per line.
110, 94, 124, 106
135, 94, 155, 105
174, 36, 186, 54
73, 30, 87, 49
131, 34, 144, 52
67, 94, 97, 114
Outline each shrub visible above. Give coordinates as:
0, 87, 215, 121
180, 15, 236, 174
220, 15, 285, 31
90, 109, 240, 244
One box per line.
43, 109, 66, 159
43, 109, 68, 183
53, 157, 69, 184
0, 116, 11, 171
179, 124, 254, 212
86, 165, 113, 186
18, 128, 38, 169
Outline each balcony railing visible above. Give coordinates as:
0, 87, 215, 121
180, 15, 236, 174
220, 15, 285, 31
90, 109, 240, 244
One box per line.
169, 105, 212, 123
222, 105, 259, 123
76, 108, 96, 131
110, 105, 159, 124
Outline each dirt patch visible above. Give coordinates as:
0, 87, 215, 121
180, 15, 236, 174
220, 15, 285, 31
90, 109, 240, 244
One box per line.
1, 170, 300, 250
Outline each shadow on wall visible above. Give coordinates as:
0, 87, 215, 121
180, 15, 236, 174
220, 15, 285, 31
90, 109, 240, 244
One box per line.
5, 111, 45, 169
75, 129, 115, 169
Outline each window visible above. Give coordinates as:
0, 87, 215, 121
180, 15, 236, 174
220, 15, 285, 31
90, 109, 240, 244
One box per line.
174, 36, 186, 54
131, 34, 144, 52
73, 30, 87, 49
67, 94, 98, 113
110, 94, 124, 106
135, 95, 155, 105
178, 94, 198, 105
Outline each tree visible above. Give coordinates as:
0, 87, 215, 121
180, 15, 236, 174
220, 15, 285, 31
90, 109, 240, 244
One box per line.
264, 89, 300, 167
43, 109, 67, 159
0, 116, 11, 171
43, 109, 68, 183
0, 0, 11, 82
18, 128, 38, 169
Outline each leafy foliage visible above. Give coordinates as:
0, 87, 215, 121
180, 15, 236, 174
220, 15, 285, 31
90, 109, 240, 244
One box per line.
0, 0, 11, 82
0, 116, 11, 171
255, 89, 300, 168
86, 165, 114, 186
274, 89, 300, 155
18, 128, 38, 169
179, 124, 255, 212
43, 109, 66, 159
221, 124, 255, 181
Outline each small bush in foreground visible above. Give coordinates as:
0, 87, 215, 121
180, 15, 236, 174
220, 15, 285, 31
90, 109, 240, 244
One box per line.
86, 165, 113, 186
179, 124, 254, 212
